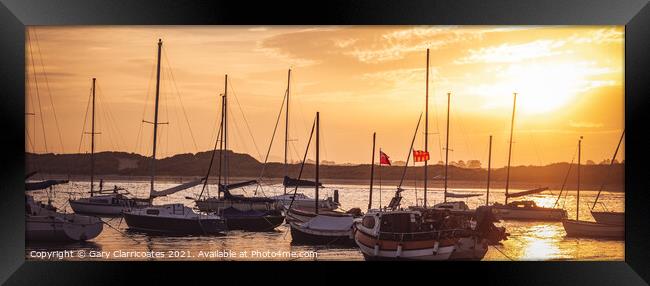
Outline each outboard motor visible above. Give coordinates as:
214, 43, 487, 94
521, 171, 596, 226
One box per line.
333, 189, 339, 204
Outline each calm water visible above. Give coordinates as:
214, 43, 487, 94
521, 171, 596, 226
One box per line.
25, 179, 624, 261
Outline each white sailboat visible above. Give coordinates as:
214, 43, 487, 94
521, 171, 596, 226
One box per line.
69, 78, 150, 216
562, 137, 624, 239
26, 179, 103, 242
289, 112, 357, 246
122, 39, 226, 235
492, 93, 568, 221
267, 70, 340, 211
431, 91, 482, 214
590, 130, 625, 226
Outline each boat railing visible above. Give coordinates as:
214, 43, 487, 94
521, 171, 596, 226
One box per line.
377, 228, 467, 241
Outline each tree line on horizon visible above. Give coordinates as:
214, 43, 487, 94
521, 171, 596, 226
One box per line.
26, 151, 624, 189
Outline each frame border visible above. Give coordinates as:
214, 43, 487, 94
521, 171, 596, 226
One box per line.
1, 0, 648, 284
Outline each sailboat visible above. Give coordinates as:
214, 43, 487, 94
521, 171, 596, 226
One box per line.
69, 78, 150, 216
589, 130, 625, 226
562, 137, 624, 239
26, 176, 103, 242
289, 112, 357, 246
122, 39, 226, 235
268, 70, 340, 211
431, 91, 482, 214
194, 74, 284, 232
492, 93, 568, 221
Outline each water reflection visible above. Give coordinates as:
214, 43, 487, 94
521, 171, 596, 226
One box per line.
26, 180, 624, 261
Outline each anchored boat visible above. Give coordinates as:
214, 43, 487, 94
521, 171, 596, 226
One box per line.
289, 112, 358, 246
193, 74, 284, 232
562, 137, 624, 239
492, 93, 567, 221
122, 39, 226, 235
26, 179, 103, 242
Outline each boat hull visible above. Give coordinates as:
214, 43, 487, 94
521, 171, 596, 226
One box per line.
224, 215, 285, 231
493, 206, 567, 221
196, 199, 278, 213
289, 222, 355, 247
26, 215, 103, 242
123, 212, 226, 235
448, 237, 489, 261
69, 200, 126, 216
591, 211, 624, 226
562, 219, 624, 239
354, 228, 456, 261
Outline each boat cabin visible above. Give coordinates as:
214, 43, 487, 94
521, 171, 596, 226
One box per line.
505, 200, 539, 208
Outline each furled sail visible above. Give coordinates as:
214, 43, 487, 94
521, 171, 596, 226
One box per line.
25, 180, 69, 191
282, 176, 323, 187
505, 187, 549, 198
445, 192, 482, 198
219, 179, 258, 191
151, 178, 205, 198
219, 180, 275, 202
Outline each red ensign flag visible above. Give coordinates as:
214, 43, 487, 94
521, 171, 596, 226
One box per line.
413, 150, 430, 162
379, 151, 391, 165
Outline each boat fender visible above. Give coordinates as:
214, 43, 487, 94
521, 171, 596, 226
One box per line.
396, 244, 403, 258
432, 241, 439, 255
374, 244, 380, 256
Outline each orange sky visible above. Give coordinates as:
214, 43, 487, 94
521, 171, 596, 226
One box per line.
25, 26, 624, 167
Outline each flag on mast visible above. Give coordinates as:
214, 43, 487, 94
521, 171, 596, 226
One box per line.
379, 150, 391, 165
413, 150, 430, 162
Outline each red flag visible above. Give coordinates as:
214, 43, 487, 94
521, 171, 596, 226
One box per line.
379, 151, 391, 165
413, 150, 430, 162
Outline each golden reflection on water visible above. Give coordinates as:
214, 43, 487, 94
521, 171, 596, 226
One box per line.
26, 181, 624, 261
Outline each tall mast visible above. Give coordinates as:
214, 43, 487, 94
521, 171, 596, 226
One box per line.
505, 92, 517, 204
592, 129, 625, 209
217, 92, 225, 199
284, 69, 291, 194
577, 136, 582, 221
368, 132, 376, 211
149, 39, 163, 199
224, 74, 229, 185
90, 78, 96, 196
424, 48, 430, 207
486, 135, 492, 205
443, 92, 450, 203
315, 112, 320, 215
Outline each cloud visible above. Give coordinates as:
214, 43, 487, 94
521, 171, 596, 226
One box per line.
345, 27, 486, 64
569, 121, 604, 128
455, 39, 567, 64
568, 27, 623, 44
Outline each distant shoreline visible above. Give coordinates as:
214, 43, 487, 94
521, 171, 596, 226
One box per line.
31, 173, 624, 192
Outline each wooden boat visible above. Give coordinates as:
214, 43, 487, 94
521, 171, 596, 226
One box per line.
26, 180, 103, 242
354, 210, 457, 260
355, 101, 458, 260
562, 137, 624, 240
122, 39, 226, 235
492, 93, 567, 221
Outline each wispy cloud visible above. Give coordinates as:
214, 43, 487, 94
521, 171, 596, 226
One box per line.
455, 39, 567, 64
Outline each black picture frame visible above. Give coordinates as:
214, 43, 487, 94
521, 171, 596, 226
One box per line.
1, 0, 649, 285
